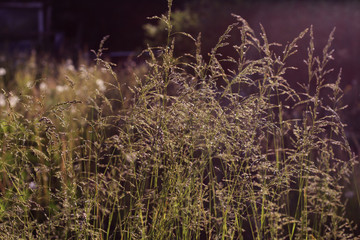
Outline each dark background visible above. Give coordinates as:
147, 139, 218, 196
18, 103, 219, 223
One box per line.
49, 0, 360, 52
51, 0, 171, 51
1, 0, 358, 53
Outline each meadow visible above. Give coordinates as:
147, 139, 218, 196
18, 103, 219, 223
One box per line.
0, 1, 359, 239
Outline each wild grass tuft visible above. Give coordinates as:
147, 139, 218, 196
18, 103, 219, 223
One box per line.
0, 1, 358, 239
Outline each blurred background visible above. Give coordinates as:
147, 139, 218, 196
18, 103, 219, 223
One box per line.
1, 0, 360, 228
11, 0, 357, 156
2, 0, 359, 91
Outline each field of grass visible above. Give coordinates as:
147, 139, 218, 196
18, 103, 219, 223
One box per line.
0, 1, 359, 239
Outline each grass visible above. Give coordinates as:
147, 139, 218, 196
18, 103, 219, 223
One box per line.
0, 1, 359, 239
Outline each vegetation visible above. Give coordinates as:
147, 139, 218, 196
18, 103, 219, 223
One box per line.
0, 1, 358, 239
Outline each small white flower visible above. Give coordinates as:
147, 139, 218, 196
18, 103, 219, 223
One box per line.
9, 94, 19, 107
67, 65, 75, 72
29, 181, 37, 190
39, 82, 48, 91
70, 105, 77, 114
56, 85, 69, 93
96, 79, 106, 92
65, 59, 75, 72
26, 81, 33, 88
79, 65, 88, 78
0, 67, 6, 76
0, 94, 5, 107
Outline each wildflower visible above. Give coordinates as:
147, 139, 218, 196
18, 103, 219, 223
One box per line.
0, 94, 5, 107
79, 65, 88, 78
39, 82, 48, 92
26, 81, 33, 88
56, 85, 69, 93
29, 182, 37, 190
65, 59, 75, 72
0, 67, 6, 76
70, 105, 77, 113
96, 79, 106, 92
9, 94, 19, 107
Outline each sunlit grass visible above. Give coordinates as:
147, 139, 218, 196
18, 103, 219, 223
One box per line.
0, 1, 358, 239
